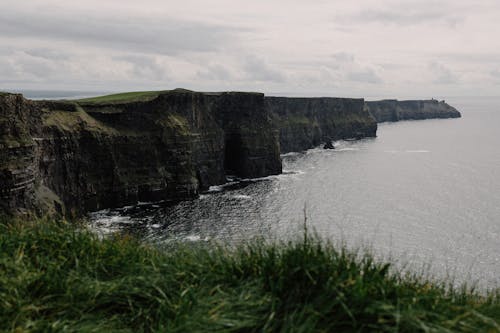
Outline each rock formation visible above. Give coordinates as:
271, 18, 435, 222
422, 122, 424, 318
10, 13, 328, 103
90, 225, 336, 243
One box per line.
266, 97, 377, 153
366, 99, 461, 123
0, 89, 281, 216
1, 89, 461, 217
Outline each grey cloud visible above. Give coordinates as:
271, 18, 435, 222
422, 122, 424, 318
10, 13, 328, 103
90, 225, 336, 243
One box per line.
24, 48, 70, 61
0, 9, 245, 56
331, 52, 355, 63
346, 68, 382, 84
243, 56, 286, 82
491, 70, 500, 77
197, 64, 233, 81
438, 53, 500, 64
429, 62, 459, 84
358, 9, 446, 25
337, 2, 464, 27
490, 70, 500, 84
323, 53, 382, 84
113, 55, 170, 81
0, 58, 18, 77
0, 53, 58, 80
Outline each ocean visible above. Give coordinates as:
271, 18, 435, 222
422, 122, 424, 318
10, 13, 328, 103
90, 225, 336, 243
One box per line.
21, 91, 499, 288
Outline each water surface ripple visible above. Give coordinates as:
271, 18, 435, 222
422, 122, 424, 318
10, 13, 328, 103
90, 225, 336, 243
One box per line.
90, 97, 500, 288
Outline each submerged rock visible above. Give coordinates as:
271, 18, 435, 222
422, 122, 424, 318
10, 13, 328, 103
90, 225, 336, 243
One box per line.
323, 141, 335, 149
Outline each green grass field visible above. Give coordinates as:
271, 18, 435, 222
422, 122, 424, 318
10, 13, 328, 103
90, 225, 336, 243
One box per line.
76, 91, 166, 104
1, 218, 499, 332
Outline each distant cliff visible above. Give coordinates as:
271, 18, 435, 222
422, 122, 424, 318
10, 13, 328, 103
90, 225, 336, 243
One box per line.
266, 97, 377, 153
366, 99, 461, 123
0, 90, 281, 216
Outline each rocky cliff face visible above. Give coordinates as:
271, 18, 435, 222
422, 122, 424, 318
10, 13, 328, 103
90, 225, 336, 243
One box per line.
366, 99, 461, 123
1, 89, 463, 217
0, 93, 43, 215
266, 97, 377, 153
0, 90, 281, 216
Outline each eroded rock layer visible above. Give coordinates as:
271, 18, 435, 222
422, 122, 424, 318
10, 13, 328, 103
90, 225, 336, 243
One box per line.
2, 90, 460, 217
366, 99, 461, 123
266, 97, 377, 153
0, 90, 281, 216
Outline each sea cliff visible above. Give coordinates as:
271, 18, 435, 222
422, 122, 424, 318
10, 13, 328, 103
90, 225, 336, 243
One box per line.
267, 97, 377, 153
366, 99, 461, 123
0, 89, 282, 216
1, 90, 461, 216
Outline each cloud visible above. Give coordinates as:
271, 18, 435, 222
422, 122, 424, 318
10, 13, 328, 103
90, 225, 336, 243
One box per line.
24, 48, 70, 61
336, 2, 465, 28
355, 9, 463, 27
490, 70, 500, 84
324, 53, 382, 84
1, 0, 500, 96
113, 55, 170, 81
346, 68, 382, 84
0, 8, 245, 56
331, 52, 355, 65
243, 56, 286, 82
197, 64, 234, 81
429, 62, 459, 84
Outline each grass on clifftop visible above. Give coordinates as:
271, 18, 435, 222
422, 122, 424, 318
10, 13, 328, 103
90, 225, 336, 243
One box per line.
0, 218, 499, 333
76, 91, 166, 104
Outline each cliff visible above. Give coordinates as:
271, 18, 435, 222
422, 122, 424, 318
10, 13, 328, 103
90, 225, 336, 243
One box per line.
366, 99, 461, 123
1, 89, 464, 216
266, 97, 377, 153
0, 90, 281, 216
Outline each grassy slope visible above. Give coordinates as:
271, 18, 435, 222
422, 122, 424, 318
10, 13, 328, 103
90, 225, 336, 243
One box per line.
76, 91, 166, 104
0, 219, 498, 333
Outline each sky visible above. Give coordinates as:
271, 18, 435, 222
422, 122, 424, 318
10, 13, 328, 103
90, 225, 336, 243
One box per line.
1, 0, 500, 98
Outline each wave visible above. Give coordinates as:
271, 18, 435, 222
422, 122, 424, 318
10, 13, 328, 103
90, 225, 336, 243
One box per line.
337, 148, 360, 151
280, 151, 303, 157
231, 194, 252, 200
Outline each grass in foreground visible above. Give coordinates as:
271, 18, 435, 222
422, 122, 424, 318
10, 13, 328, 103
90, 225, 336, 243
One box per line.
0, 219, 499, 332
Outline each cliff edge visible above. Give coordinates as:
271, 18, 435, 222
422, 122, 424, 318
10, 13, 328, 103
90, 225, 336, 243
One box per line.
366, 99, 461, 123
267, 97, 377, 153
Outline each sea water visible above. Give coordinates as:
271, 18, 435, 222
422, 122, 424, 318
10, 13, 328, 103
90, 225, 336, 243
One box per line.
82, 95, 499, 288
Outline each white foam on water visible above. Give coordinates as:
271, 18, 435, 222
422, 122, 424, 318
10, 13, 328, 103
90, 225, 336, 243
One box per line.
185, 235, 201, 241
405, 150, 430, 153
232, 194, 252, 200
337, 148, 360, 151
185, 235, 210, 242
208, 185, 224, 192
282, 169, 305, 175
281, 151, 302, 157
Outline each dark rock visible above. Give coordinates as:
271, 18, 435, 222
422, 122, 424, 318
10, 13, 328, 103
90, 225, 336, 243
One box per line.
266, 96, 377, 153
365, 99, 461, 123
323, 140, 335, 149
0, 90, 281, 216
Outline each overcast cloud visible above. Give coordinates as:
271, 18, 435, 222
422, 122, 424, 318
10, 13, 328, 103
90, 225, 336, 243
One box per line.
1, 0, 499, 97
